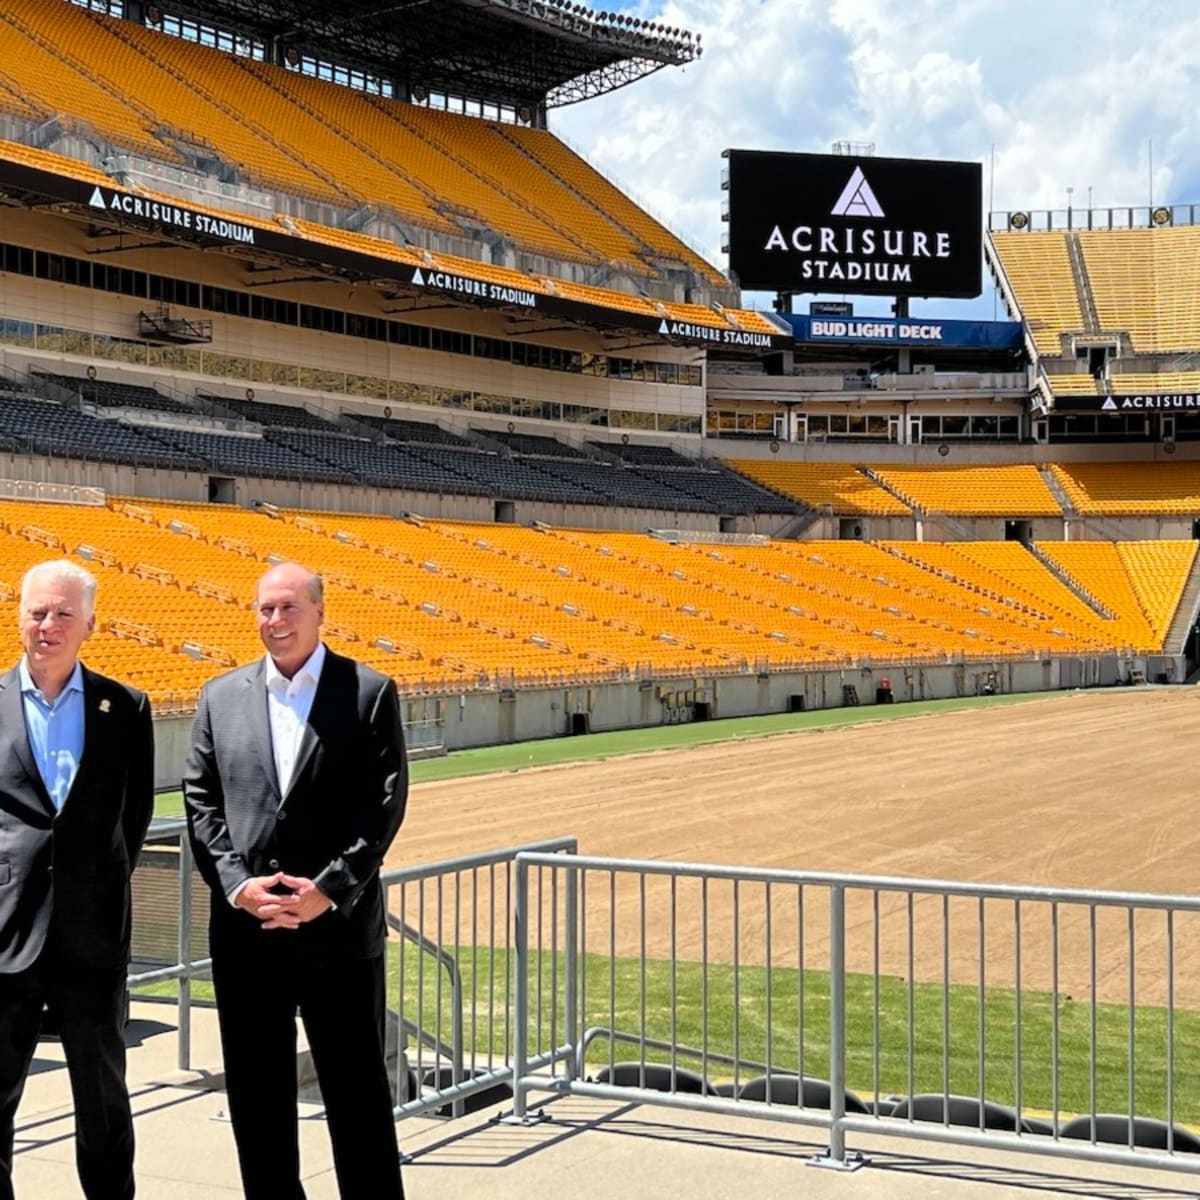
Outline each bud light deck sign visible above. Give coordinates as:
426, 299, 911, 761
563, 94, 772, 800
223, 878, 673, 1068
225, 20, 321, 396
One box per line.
724, 150, 982, 298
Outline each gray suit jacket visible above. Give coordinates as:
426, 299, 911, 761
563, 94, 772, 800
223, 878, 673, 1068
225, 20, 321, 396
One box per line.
0, 664, 154, 974
183, 648, 408, 963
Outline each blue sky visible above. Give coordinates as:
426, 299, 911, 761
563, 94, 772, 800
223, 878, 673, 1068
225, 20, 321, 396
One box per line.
553, 0, 1200, 320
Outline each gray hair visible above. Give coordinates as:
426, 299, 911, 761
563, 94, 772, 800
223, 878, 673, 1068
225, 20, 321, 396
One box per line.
21, 559, 98, 619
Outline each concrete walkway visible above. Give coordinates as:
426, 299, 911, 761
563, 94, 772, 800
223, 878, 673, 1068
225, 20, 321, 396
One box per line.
12, 1002, 1199, 1199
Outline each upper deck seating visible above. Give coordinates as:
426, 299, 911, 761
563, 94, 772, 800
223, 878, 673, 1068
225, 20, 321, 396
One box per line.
218, 396, 342, 433
38, 373, 193, 415
355, 415, 476, 448
1078, 226, 1200, 353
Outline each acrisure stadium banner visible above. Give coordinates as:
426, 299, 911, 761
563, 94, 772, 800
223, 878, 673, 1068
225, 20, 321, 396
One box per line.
1052, 393, 1200, 412
724, 150, 982, 299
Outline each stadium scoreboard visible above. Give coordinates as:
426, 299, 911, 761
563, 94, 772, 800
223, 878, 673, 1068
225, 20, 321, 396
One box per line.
724, 150, 982, 298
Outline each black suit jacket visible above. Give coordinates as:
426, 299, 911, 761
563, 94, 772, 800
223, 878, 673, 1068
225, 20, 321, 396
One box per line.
0, 664, 154, 975
183, 648, 408, 964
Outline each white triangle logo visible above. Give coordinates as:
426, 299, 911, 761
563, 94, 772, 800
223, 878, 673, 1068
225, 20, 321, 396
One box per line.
831, 167, 885, 219
412, 267, 425, 286
1101, 397, 1118, 411
658, 319, 670, 334
88, 186, 107, 209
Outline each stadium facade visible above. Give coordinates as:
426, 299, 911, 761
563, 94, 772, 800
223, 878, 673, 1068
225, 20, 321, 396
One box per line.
0, 0, 1199, 749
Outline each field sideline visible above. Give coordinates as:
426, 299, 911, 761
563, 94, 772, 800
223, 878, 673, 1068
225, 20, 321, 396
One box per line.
152, 689, 1052, 817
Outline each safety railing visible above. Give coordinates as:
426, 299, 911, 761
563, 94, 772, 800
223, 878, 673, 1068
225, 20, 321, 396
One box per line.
127, 817, 211, 1071
510, 851, 1200, 1177
381, 838, 577, 1120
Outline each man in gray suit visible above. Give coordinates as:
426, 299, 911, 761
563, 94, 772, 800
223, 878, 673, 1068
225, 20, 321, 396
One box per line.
0, 559, 154, 1200
184, 562, 407, 1200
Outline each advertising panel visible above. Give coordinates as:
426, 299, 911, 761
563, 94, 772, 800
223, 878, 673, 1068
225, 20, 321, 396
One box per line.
725, 150, 982, 298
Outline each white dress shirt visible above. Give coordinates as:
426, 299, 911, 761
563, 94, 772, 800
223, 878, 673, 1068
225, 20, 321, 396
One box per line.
228, 643, 328, 909
265, 642, 326, 797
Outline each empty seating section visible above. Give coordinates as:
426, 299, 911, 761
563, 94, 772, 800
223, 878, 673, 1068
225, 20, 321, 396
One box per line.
1104, 370, 1200, 396
878, 542, 1127, 648
502, 124, 726, 285
356, 416, 475, 447
275, 434, 490, 493
0, 496, 1192, 705
1117, 541, 1198, 638
1051, 462, 1200, 514
383, 102, 646, 270
1149, 227, 1200, 350
1077, 229, 1158, 349
988, 232, 1083, 355
0, 395, 204, 469
1078, 227, 1200, 352
148, 428, 352, 482
485, 430, 588, 458
1035, 542, 1156, 649
870, 466, 1062, 516
767, 540, 1104, 657
218, 397, 341, 432
0, 8, 173, 161
594, 441, 693, 467
1046, 375, 1104, 396
723, 461, 909, 515
633, 466, 797, 515
38, 373, 192, 414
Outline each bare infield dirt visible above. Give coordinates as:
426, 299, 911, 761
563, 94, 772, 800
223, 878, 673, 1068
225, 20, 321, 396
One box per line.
388, 688, 1200, 1006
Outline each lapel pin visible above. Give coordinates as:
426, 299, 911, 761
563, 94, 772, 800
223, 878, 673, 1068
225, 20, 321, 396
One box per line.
99, 699, 111, 714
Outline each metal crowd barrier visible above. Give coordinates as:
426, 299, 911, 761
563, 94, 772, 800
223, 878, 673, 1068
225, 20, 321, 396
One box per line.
127, 817, 212, 1071
381, 838, 578, 1120
510, 852, 1200, 1178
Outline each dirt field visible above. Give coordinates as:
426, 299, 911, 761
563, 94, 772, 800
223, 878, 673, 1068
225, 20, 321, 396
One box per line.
388, 688, 1200, 1007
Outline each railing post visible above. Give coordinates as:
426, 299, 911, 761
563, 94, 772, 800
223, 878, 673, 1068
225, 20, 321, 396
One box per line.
177, 829, 194, 1072
828, 884, 846, 1163
810, 882, 862, 1170
510, 854, 530, 1120
563, 859, 578, 1082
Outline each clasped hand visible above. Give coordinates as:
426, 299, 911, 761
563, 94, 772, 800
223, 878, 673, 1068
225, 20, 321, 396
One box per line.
235, 872, 332, 929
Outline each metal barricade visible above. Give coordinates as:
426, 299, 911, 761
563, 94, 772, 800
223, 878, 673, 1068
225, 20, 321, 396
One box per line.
127, 817, 212, 1071
511, 852, 1200, 1177
382, 838, 577, 1120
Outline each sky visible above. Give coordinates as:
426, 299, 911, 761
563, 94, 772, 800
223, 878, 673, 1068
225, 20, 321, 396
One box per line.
553, 0, 1200, 319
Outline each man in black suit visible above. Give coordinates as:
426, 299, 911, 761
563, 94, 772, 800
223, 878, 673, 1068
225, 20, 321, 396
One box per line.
0, 559, 154, 1200
184, 562, 407, 1200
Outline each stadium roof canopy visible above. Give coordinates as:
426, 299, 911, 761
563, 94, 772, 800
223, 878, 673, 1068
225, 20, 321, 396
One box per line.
154, 0, 702, 107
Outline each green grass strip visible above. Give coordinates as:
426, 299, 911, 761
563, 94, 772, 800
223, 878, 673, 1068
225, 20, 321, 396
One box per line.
136, 942, 1197, 1122
154, 691, 1050, 817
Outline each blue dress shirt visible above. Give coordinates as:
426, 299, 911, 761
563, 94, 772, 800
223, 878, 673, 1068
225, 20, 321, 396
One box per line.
19, 658, 85, 810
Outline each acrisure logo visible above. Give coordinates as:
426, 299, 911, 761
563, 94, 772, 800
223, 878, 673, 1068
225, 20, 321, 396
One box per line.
830, 166, 885, 219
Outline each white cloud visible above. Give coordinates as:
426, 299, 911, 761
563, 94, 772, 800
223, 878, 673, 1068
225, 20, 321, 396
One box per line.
554, 0, 1200, 313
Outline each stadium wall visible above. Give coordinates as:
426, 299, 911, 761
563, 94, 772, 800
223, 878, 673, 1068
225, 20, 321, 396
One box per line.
147, 655, 1152, 787
712, 438, 1196, 467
